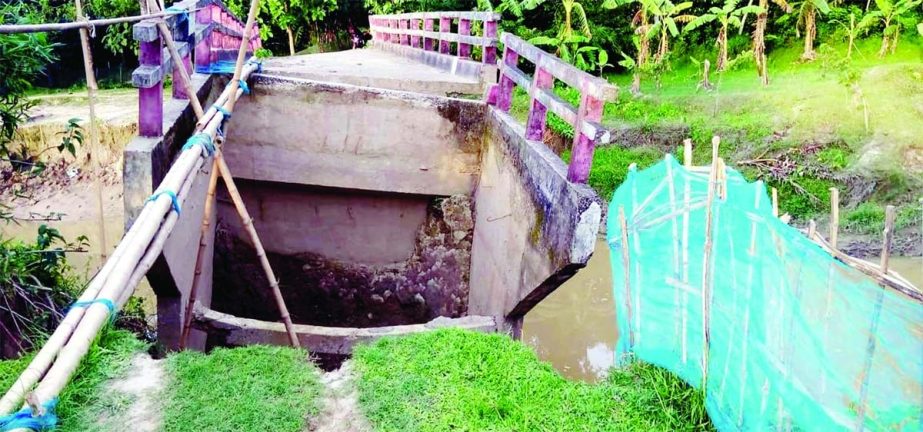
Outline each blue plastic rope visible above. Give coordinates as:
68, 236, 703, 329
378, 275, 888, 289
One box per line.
148, 190, 181, 215
247, 58, 263, 74
164, 5, 188, 22
0, 398, 58, 431
238, 79, 250, 95
213, 104, 231, 121
69, 298, 117, 324
181, 132, 215, 157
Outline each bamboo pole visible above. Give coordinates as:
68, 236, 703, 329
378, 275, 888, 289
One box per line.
666, 156, 681, 348
220, 0, 261, 115
145, 0, 205, 119
829, 187, 840, 250
179, 159, 219, 349
681, 143, 692, 365
215, 153, 300, 347
618, 207, 634, 349
735, 179, 764, 426
771, 187, 779, 218
700, 136, 720, 386
880, 205, 895, 273
73, 0, 108, 263
683, 139, 692, 168
0, 9, 192, 34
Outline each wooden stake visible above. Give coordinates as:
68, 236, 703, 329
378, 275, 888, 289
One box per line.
771, 187, 779, 218
145, 0, 204, 119
808, 220, 817, 239
618, 207, 634, 349
700, 136, 720, 387
683, 139, 692, 168
880, 205, 895, 274
829, 187, 839, 250
74, 0, 108, 262
215, 153, 299, 347
179, 159, 219, 349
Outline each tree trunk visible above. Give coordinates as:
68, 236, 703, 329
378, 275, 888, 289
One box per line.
631, 74, 642, 96
754, 0, 769, 85
716, 25, 728, 71
286, 26, 295, 56
801, 7, 817, 60
658, 30, 669, 61
633, 9, 650, 96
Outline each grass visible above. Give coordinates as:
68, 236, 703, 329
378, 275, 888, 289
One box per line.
0, 329, 148, 431
353, 328, 712, 432
160, 345, 322, 432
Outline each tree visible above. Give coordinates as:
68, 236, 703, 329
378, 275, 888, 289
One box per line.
866, 0, 922, 57
752, 0, 791, 85
789, 0, 831, 60
684, 0, 763, 71
641, 0, 696, 62
834, 11, 877, 59
529, 0, 606, 72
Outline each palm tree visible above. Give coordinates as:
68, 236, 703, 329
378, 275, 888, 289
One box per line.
685, 0, 763, 71
752, 0, 792, 85
790, 0, 831, 60
642, 0, 697, 61
866, 0, 922, 57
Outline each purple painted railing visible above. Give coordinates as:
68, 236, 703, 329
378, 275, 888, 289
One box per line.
132, 0, 261, 137
486, 33, 618, 184
368, 11, 500, 65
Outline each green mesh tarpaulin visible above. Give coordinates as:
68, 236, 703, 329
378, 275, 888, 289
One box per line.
606, 154, 922, 431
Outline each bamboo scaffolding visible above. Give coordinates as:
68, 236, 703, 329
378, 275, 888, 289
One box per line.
618, 207, 634, 349
0, 9, 191, 34
700, 136, 720, 386
145, 0, 205, 119
178, 160, 219, 349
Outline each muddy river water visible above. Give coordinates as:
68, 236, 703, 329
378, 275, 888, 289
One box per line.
3, 222, 921, 382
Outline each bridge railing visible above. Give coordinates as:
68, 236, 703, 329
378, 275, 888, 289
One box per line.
368, 11, 500, 65
132, 0, 260, 137
487, 33, 618, 184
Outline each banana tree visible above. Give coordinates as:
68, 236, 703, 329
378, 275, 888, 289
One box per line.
866, 0, 922, 57
789, 0, 831, 60
834, 11, 877, 59
752, 0, 791, 85
528, 0, 595, 69
642, 0, 696, 62
684, 0, 763, 71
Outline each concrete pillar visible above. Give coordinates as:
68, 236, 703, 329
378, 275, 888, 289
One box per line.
484, 20, 497, 64
138, 37, 163, 137
525, 62, 552, 141
458, 18, 471, 58
423, 18, 434, 51
439, 16, 450, 54
567, 90, 605, 183
497, 47, 518, 112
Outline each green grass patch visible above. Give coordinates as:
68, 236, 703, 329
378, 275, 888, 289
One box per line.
161, 345, 322, 432
843, 202, 923, 234
564, 145, 665, 200
353, 328, 712, 432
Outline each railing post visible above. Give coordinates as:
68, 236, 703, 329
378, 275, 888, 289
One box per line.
483, 20, 497, 64
410, 18, 420, 48
567, 89, 605, 183
458, 18, 471, 58
497, 47, 518, 111
423, 18, 434, 51
400, 19, 409, 45
525, 58, 553, 140
195, 4, 212, 72
209, 4, 220, 64
138, 33, 163, 137
439, 16, 450, 54
172, 12, 193, 100
388, 19, 396, 43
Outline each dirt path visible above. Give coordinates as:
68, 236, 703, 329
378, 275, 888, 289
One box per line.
309, 361, 372, 432
98, 353, 166, 431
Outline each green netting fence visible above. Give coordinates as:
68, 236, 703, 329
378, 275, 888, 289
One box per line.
607, 154, 922, 431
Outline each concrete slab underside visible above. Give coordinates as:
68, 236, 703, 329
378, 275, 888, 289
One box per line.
263, 49, 483, 96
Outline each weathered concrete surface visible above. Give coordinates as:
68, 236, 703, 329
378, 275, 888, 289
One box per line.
192, 304, 496, 355
223, 74, 486, 197
468, 108, 601, 327
212, 192, 473, 327
263, 49, 484, 96
372, 42, 497, 90
123, 73, 222, 351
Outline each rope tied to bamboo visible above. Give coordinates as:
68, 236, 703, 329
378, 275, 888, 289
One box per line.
0, 398, 57, 431
213, 104, 232, 122
247, 58, 263, 73
164, 5, 188, 22
237, 79, 250, 95
181, 132, 215, 157
147, 190, 181, 214
67, 298, 116, 317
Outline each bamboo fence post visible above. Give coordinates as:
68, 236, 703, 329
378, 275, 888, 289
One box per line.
681, 141, 693, 365
829, 187, 839, 250
618, 207, 634, 349
771, 187, 779, 218
880, 205, 895, 273
735, 179, 764, 426
666, 157, 682, 346
215, 153, 300, 347
74, 0, 108, 262
145, 0, 204, 119
683, 139, 692, 168
178, 159, 219, 349
700, 136, 720, 387
808, 220, 817, 239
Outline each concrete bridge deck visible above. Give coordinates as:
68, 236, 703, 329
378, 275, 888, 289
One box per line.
262, 49, 486, 96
